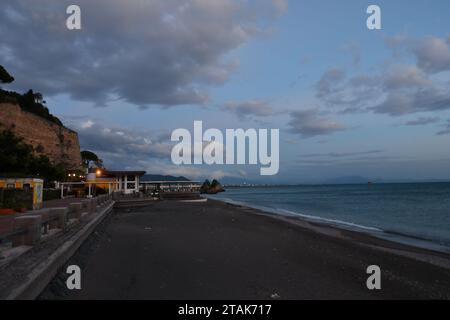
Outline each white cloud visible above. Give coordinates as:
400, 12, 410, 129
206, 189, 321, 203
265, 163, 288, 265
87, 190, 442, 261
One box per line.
81, 120, 94, 129
272, 0, 288, 16
288, 109, 346, 138
1, 0, 283, 108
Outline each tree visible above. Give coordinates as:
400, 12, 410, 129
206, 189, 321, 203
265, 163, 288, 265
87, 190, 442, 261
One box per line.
0, 130, 34, 173
17, 90, 62, 126
33, 92, 44, 104
0, 67, 61, 126
81, 150, 100, 168
0, 130, 66, 186
0, 65, 14, 84
95, 157, 104, 168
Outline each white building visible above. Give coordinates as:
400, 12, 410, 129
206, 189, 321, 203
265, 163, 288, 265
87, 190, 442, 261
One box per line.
85, 169, 146, 194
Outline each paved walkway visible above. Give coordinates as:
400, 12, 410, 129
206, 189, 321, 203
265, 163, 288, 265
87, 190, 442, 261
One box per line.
43, 198, 87, 208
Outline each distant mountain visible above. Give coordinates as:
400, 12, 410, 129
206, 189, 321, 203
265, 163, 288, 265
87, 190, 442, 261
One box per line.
141, 174, 190, 182
219, 176, 260, 185
323, 176, 376, 184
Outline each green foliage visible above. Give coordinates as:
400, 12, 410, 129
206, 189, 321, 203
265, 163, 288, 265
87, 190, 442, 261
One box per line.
0, 66, 62, 126
43, 189, 61, 201
0, 130, 66, 186
20, 90, 62, 126
81, 150, 99, 167
0, 89, 63, 126
0, 130, 34, 173
0, 188, 33, 210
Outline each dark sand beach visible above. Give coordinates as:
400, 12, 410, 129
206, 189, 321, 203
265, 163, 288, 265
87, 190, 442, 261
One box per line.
40, 199, 450, 300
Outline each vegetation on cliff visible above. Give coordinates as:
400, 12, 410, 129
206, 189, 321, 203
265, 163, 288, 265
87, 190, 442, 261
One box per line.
0, 130, 66, 186
200, 179, 225, 194
81, 150, 104, 169
0, 65, 62, 126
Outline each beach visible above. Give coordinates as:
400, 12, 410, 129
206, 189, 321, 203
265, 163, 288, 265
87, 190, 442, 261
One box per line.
40, 199, 450, 300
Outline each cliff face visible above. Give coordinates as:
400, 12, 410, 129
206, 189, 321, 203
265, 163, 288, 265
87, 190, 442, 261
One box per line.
0, 102, 82, 170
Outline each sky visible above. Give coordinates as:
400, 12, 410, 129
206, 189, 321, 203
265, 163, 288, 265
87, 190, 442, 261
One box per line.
1, 0, 450, 184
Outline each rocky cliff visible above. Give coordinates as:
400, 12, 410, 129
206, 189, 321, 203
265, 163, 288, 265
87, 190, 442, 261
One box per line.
0, 102, 82, 170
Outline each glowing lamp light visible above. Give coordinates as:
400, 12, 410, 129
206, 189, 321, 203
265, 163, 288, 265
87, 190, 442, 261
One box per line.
96, 169, 102, 176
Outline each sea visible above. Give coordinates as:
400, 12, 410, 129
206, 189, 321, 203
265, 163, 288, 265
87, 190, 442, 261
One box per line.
207, 183, 450, 253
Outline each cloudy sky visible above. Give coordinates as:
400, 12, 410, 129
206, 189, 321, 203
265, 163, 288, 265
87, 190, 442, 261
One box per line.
1, 0, 450, 183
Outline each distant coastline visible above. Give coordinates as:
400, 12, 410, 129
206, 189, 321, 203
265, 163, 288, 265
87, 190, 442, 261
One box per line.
224, 180, 450, 188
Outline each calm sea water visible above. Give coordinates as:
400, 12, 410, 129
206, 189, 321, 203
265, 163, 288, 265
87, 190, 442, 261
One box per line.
208, 183, 450, 252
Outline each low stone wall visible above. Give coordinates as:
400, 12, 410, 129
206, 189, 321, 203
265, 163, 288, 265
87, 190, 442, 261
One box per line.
0, 194, 115, 300
0, 193, 114, 249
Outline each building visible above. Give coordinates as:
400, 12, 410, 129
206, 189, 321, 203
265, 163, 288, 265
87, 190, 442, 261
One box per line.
86, 169, 146, 195
140, 179, 201, 193
60, 169, 146, 198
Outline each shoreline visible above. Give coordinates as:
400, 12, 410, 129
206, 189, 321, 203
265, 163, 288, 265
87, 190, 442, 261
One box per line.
40, 199, 450, 299
207, 195, 450, 257
206, 198, 450, 270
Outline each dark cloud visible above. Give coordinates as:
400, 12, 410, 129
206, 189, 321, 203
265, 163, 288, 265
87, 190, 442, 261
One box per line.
314, 49, 450, 119
0, 0, 283, 108
383, 65, 430, 89
385, 35, 450, 74
73, 120, 172, 169
413, 36, 450, 74
373, 87, 450, 116
222, 100, 274, 119
287, 109, 346, 138
316, 68, 346, 99
311, 36, 450, 119
436, 120, 450, 135
316, 68, 381, 110
405, 116, 440, 126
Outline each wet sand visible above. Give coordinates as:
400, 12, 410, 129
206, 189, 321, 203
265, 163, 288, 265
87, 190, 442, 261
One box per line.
40, 199, 450, 299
